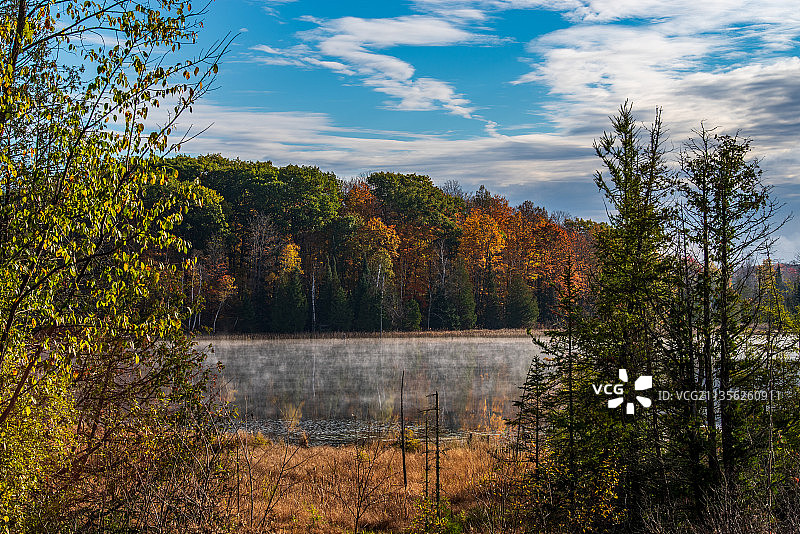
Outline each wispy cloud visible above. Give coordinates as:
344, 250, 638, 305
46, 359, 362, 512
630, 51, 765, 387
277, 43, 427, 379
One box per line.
507, 1, 800, 172
251, 44, 281, 54
311, 15, 477, 47
253, 0, 299, 18
249, 15, 495, 119
172, 102, 596, 187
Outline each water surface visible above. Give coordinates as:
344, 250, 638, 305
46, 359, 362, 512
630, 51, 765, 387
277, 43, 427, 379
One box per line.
203, 336, 541, 444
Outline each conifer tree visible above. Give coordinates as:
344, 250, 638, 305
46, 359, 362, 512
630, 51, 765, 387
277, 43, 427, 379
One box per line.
790, 276, 800, 312
429, 282, 460, 329
681, 128, 786, 487
524, 255, 623, 532
271, 269, 308, 332
319, 261, 352, 331
329, 282, 353, 332
481, 269, 505, 329
453, 263, 478, 330
555, 103, 673, 529
317, 262, 335, 329
400, 299, 422, 331
352, 260, 384, 332
506, 273, 539, 328
429, 262, 476, 330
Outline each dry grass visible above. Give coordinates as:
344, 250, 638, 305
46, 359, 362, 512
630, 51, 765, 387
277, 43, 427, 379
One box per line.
226, 434, 499, 533
198, 328, 544, 341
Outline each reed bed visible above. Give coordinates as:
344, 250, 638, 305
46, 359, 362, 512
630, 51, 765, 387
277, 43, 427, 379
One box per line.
199, 328, 545, 341
225, 433, 500, 533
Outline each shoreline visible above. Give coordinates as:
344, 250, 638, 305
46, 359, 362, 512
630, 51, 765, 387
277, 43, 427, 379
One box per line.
195, 327, 548, 341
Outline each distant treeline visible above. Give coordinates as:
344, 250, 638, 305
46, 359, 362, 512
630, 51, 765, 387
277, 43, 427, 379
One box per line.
160, 154, 598, 333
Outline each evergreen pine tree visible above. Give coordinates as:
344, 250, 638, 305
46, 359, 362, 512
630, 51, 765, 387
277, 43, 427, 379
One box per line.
317, 262, 335, 328
400, 299, 422, 331
534, 279, 557, 325
512, 103, 673, 530
429, 262, 476, 330
514, 257, 624, 532
583, 103, 674, 529
453, 263, 477, 329
270, 269, 308, 332
352, 260, 383, 332
481, 269, 504, 329
429, 282, 460, 329
790, 277, 800, 311
329, 281, 353, 332
506, 274, 539, 328
682, 128, 787, 493
776, 264, 789, 308
319, 261, 352, 331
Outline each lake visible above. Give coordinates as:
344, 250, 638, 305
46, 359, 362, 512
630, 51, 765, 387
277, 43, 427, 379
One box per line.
202, 335, 542, 444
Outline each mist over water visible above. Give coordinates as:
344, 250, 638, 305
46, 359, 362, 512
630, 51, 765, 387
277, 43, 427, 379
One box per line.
203, 336, 542, 444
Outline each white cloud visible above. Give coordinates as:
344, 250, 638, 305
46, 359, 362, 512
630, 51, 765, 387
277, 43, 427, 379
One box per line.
250, 15, 490, 119
448, 9, 488, 21
256, 0, 299, 18
251, 56, 305, 66
323, 15, 475, 48
170, 102, 595, 185
302, 57, 356, 75
508, 2, 800, 159
415, 0, 799, 32
251, 44, 282, 54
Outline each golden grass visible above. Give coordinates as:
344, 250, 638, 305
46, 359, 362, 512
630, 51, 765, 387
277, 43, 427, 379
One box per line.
198, 328, 544, 341
226, 435, 500, 533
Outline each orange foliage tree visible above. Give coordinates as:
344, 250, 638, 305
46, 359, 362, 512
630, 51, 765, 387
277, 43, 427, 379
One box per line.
459, 209, 506, 281
353, 217, 400, 281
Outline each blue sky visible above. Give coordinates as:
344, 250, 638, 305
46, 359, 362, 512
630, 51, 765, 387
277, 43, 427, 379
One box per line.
175, 0, 800, 259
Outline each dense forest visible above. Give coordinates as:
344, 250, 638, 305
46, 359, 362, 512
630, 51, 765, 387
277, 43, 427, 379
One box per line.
162, 148, 800, 337
162, 154, 597, 333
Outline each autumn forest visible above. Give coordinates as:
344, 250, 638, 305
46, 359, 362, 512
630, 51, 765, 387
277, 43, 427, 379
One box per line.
166, 153, 595, 334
